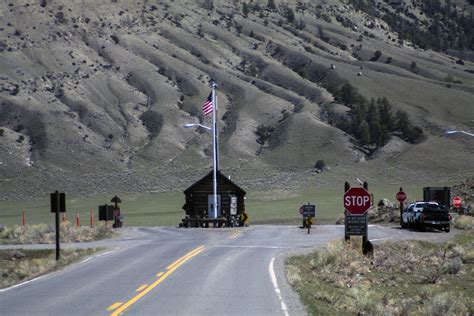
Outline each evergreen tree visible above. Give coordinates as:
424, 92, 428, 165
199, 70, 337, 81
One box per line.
367, 102, 382, 146
359, 121, 371, 146
377, 97, 394, 131
242, 2, 249, 17
395, 110, 410, 136
286, 7, 295, 24
267, 0, 276, 10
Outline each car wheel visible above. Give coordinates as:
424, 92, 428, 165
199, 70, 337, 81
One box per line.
445, 226, 450, 233
419, 223, 426, 232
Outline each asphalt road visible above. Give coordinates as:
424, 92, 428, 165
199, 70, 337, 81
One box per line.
0, 224, 454, 316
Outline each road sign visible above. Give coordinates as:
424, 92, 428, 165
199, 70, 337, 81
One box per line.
396, 191, 407, 202
50, 192, 66, 213
305, 217, 313, 226
345, 215, 368, 236
240, 212, 249, 225
302, 204, 316, 217
453, 196, 462, 208
344, 187, 371, 215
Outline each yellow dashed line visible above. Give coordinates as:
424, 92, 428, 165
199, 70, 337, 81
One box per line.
166, 246, 204, 270
110, 246, 205, 316
135, 284, 148, 292
228, 231, 241, 239
107, 302, 123, 311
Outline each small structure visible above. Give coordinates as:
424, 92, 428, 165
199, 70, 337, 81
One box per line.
181, 170, 246, 228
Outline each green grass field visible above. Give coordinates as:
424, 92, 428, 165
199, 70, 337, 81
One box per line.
0, 184, 432, 227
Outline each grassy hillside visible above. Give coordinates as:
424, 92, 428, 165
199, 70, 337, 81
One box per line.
0, 0, 473, 200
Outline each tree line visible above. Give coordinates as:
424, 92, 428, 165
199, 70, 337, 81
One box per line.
329, 83, 424, 153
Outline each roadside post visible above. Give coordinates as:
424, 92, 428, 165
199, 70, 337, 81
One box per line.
240, 212, 249, 227
343, 182, 372, 255
50, 191, 66, 261
301, 203, 316, 234
396, 188, 407, 227
111, 196, 122, 228
453, 196, 461, 209
22, 211, 26, 226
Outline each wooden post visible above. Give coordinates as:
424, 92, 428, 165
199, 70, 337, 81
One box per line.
22, 211, 26, 226
399, 187, 404, 226
344, 181, 350, 242
362, 181, 373, 257
54, 191, 60, 261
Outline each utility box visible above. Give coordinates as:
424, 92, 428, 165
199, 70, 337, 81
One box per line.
98, 204, 114, 221
423, 187, 451, 207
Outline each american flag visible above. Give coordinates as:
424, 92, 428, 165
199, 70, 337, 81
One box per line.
202, 92, 213, 116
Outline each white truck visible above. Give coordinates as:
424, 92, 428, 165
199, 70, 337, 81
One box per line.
401, 201, 451, 232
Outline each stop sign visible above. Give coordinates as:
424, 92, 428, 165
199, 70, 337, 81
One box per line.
396, 191, 407, 202
344, 187, 371, 215
453, 196, 462, 208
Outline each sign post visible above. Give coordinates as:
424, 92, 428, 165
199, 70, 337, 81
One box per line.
300, 204, 316, 234
50, 191, 66, 261
396, 187, 407, 227
344, 182, 372, 255
453, 196, 462, 209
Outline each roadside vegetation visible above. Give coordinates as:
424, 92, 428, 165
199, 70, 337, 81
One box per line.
349, 0, 474, 52
286, 234, 473, 315
0, 248, 101, 289
329, 83, 424, 154
454, 215, 474, 230
1, 222, 114, 244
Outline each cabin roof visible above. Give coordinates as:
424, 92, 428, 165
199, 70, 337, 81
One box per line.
184, 170, 246, 195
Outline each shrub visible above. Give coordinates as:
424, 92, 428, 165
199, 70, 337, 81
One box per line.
314, 160, 325, 171
255, 125, 274, 145
454, 215, 474, 230
111, 34, 119, 44
140, 110, 163, 138
0, 128, 4, 137
370, 50, 382, 61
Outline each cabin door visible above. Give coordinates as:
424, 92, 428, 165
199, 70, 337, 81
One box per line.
208, 195, 221, 218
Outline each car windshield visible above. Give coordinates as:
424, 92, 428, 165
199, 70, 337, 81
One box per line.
423, 205, 444, 212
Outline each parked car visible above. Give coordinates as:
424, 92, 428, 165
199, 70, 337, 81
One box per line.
401, 202, 451, 232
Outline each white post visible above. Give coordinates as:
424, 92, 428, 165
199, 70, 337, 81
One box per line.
212, 82, 218, 219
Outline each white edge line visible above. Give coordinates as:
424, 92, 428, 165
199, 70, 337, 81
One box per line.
215, 245, 289, 249
269, 257, 290, 316
0, 249, 117, 293
370, 237, 393, 242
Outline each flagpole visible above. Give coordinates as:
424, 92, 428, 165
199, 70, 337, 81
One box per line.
211, 81, 218, 219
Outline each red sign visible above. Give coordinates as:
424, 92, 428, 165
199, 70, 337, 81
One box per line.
396, 191, 407, 202
453, 196, 462, 208
344, 187, 371, 215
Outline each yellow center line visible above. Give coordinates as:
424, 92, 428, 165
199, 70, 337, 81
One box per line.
107, 302, 123, 311
166, 246, 204, 270
155, 272, 164, 277
110, 246, 205, 316
228, 231, 241, 239
135, 284, 148, 292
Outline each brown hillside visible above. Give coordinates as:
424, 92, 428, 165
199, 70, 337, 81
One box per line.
0, 0, 473, 199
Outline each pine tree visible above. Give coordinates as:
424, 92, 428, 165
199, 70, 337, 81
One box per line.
267, 0, 276, 10
359, 121, 371, 146
242, 2, 249, 17
367, 102, 382, 147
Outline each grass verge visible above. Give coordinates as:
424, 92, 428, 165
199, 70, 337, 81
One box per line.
0, 248, 102, 289
453, 215, 474, 231
1, 222, 114, 244
286, 234, 474, 315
